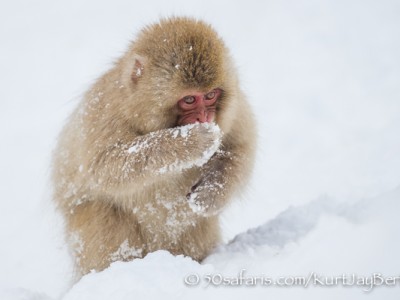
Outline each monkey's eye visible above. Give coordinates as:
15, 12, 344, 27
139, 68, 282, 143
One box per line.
183, 96, 196, 104
205, 91, 216, 100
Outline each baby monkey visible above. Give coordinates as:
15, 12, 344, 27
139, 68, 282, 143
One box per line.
52, 17, 256, 276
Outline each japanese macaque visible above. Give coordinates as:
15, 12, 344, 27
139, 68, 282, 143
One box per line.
52, 17, 256, 277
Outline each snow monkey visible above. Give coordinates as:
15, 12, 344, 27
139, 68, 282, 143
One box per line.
52, 17, 256, 276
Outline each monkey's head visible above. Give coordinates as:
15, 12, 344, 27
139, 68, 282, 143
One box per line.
119, 17, 240, 134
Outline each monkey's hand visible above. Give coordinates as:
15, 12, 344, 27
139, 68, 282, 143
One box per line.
186, 150, 229, 216
89, 123, 223, 192
119, 123, 222, 176
151, 122, 223, 174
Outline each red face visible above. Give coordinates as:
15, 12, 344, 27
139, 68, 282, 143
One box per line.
176, 89, 221, 126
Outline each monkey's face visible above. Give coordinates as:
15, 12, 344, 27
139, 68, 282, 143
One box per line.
127, 17, 235, 132
176, 88, 221, 126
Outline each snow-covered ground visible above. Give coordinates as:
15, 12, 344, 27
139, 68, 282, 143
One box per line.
1, 0, 399, 299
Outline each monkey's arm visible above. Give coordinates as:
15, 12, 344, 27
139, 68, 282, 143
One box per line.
87, 123, 222, 192
187, 141, 253, 216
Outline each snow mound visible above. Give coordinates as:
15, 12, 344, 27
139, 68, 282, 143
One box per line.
62, 251, 212, 300
210, 195, 363, 255
3, 188, 400, 300
0, 289, 53, 300
58, 187, 399, 300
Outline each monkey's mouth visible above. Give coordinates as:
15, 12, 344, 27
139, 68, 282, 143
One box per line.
179, 115, 201, 126
178, 110, 216, 126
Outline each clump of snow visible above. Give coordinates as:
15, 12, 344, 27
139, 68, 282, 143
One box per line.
187, 192, 203, 213
135, 67, 142, 77
170, 123, 196, 139
110, 239, 143, 261
68, 231, 84, 256
126, 144, 138, 154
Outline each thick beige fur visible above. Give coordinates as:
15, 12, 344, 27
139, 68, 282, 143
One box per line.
52, 17, 256, 277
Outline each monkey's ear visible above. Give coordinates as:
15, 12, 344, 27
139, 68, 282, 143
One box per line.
131, 55, 146, 84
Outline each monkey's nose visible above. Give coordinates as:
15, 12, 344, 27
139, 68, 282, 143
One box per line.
197, 110, 208, 123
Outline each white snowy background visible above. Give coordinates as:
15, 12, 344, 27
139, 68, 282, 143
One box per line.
1, 0, 399, 299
